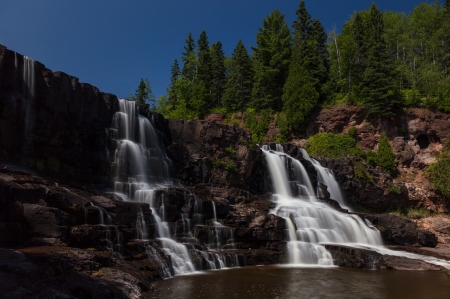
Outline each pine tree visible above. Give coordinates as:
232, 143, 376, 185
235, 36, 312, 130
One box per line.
282, 33, 319, 132
251, 9, 291, 112
129, 78, 155, 106
291, 1, 330, 101
168, 59, 180, 105
210, 41, 226, 107
362, 3, 399, 116
197, 30, 212, 101
223, 40, 254, 111
309, 19, 330, 97
352, 12, 365, 89
182, 32, 196, 82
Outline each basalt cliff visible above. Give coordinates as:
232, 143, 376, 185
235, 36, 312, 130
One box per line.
1, 45, 450, 298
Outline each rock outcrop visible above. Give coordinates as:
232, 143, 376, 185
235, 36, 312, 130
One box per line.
324, 244, 443, 271
0, 44, 119, 184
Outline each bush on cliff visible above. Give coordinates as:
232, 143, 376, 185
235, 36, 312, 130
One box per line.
374, 132, 397, 176
426, 137, 450, 200
305, 132, 362, 158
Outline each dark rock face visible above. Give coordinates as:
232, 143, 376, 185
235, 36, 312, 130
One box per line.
364, 214, 438, 248
168, 119, 271, 194
0, 44, 118, 184
324, 244, 443, 271
320, 157, 450, 213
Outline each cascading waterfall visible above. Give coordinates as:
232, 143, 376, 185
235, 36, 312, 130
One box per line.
299, 148, 347, 209
263, 145, 450, 269
111, 99, 196, 276
262, 145, 382, 265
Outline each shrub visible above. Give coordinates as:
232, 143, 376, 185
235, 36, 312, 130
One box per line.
225, 146, 237, 158
275, 112, 289, 142
244, 110, 270, 143
425, 138, 450, 200
224, 161, 238, 174
348, 126, 357, 139
406, 208, 432, 219
388, 183, 401, 194
354, 161, 373, 182
305, 132, 363, 158
374, 132, 397, 176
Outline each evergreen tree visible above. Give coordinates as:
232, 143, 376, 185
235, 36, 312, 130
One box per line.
282, 33, 319, 131
352, 12, 365, 89
223, 40, 254, 111
168, 59, 180, 105
182, 32, 197, 82
197, 30, 212, 101
376, 132, 397, 176
222, 40, 253, 111
129, 78, 155, 106
362, 3, 399, 116
251, 9, 291, 112
291, 1, 330, 101
210, 41, 226, 107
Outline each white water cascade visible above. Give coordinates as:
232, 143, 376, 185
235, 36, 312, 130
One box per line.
111, 99, 195, 276
263, 145, 450, 269
263, 145, 382, 265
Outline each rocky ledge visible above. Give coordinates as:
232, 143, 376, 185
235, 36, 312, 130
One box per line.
324, 244, 443, 271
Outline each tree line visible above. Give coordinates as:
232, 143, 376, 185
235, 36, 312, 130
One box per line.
131, 0, 450, 137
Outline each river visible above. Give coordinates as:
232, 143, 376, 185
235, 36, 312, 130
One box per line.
147, 265, 450, 299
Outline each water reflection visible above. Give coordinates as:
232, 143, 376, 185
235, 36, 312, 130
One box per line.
147, 266, 450, 299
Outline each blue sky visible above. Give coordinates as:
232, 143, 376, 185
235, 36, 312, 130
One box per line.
0, 0, 439, 98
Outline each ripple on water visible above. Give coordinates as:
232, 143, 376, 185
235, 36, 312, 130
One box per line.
146, 265, 450, 299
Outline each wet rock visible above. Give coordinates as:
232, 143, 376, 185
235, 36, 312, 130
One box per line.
324, 244, 443, 270
364, 214, 438, 247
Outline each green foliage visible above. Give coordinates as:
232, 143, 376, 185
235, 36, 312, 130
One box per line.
354, 161, 373, 182
225, 146, 237, 157
244, 110, 270, 143
293, 1, 330, 101
212, 159, 223, 168
388, 183, 401, 194
364, 132, 397, 176
224, 161, 238, 174
376, 132, 397, 176
223, 40, 254, 112
197, 30, 212, 104
328, 2, 449, 113
406, 208, 432, 219
129, 78, 155, 106
182, 32, 196, 81
393, 208, 433, 219
275, 113, 289, 142
210, 41, 226, 108
251, 9, 291, 112
305, 132, 363, 158
365, 150, 378, 168
348, 126, 357, 139
282, 41, 319, 132
425, 139, 450, 200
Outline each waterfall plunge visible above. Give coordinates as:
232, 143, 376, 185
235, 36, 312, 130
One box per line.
262, 145, 382, 266
111, 99, 195, 276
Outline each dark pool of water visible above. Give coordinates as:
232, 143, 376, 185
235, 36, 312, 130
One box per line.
146, 265, 450, 299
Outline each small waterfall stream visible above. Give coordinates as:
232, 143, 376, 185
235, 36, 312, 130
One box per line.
110, 99, 239, 277
263, 145, 382, 265
263, 145, 450, 269
111, 99, 196, 276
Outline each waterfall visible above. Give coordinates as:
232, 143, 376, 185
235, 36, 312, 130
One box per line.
262, 145, 382, 265
111, 99, 195, 276
298, 148, 348, 209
